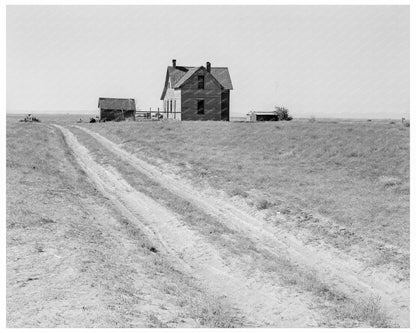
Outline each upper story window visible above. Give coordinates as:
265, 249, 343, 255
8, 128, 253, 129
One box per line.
198, 75, 205, 89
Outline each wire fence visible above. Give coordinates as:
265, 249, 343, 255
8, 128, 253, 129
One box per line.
136, 110, 181, 121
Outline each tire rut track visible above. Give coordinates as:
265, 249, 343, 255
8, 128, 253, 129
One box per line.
74, 125, 409, 327
55, 124, 323, 327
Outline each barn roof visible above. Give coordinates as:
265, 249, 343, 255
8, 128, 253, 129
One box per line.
98, 97, 136, 110
161, 64, 233, 99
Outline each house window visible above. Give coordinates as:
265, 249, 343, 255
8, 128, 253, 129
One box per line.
170, 100, 173, 113
197, 100, 205, 114
166, 100, 169, 112
198, 75, 205, 89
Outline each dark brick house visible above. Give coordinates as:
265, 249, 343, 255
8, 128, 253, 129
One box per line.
98, 97, 136, 121
160, 59, 233, 121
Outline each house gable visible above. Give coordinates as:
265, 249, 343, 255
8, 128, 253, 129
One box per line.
176, 66, 223, 90
161, 63, 233, 100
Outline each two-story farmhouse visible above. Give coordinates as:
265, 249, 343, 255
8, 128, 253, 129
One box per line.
160, 59, 233, 121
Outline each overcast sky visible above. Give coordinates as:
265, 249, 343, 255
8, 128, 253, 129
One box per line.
7, 5, 409, 118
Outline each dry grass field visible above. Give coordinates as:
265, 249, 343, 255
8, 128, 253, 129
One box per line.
6, 116, 241, 327
6, 114, 409, 327
88, 119, 409, 274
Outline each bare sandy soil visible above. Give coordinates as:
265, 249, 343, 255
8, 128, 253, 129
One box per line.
56, 124, 324, 327
6, 122, 240, 327
69, 124, 409, 326
7, 118, 409, 327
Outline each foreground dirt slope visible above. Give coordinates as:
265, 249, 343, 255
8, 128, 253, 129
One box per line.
73, 125, 410, 326
86, 120, 409, 281
7, 122, 241, 327
7, 119, 409, 327
56, 123, 407, 327
67, 125, 408, 327
57, 124, 328, 327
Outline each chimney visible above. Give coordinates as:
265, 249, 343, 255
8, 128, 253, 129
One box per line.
206, 61, 211, 73
172, 59, 176, 68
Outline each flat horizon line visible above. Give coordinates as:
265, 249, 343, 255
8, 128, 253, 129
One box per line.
5, 112, 406, 121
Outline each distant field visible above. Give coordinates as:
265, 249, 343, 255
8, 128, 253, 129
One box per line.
6, 113, 96, 124
85, 119, 409, 276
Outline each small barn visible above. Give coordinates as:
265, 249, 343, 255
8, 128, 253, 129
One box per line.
98, 97, 136, 121
247, 111, 278, 122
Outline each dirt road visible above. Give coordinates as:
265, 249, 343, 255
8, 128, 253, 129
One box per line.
55, 124, 324, 327
7, 122, 214, 327
53, 124, 409, 327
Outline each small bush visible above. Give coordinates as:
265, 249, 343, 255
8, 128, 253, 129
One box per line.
379, 176, 401, 188
347, 151, 360, 158
191, 297, 242, 327
255, 198, 271, 210
229, 187, 248, 198
35, 242, 45, 253
274, 106, 293, 121
336, 296, 396, 328
309, 116, 316, 123
39, 217, 56, 224
149, 246, 158, 253
147, 314, 168, 328
403, 120, 410, 127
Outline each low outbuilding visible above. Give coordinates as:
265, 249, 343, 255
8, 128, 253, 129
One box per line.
98, 97, 136, 121
247, 111, 278, 122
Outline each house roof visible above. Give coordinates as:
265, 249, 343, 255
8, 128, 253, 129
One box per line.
173, 67, 201, 88
209, 68, 233, 90
98, 98, 136, 110
161, 65, 233, 99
